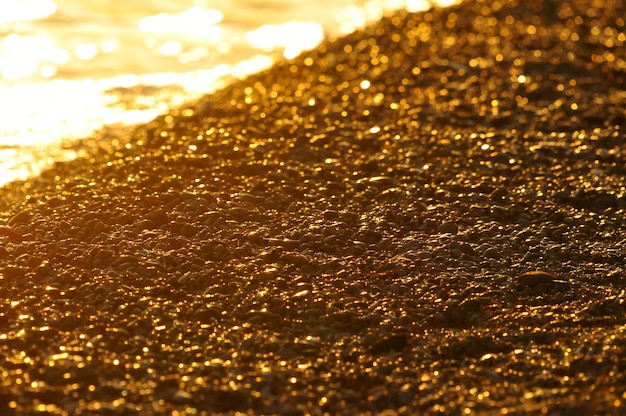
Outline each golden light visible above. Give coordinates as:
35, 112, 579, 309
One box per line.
0, 0, 56, 23
0, 58, 274, 186
101, 40, 119, 53
406, 0, 430, 13
246, 22, 325, 60
0, 0, 465, 187
159, 41, 182, 56
334, 5, 383, 34
335, 0, 463, 33
75, 43, 97, 60
1, 33, 69, 79
433, 0, 462, 6
40, 64, 56, 78
138, 6, 223, 41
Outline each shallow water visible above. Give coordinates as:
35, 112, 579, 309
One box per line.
0, 0, 458, 185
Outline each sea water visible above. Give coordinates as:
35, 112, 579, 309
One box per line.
0, 0, 458, 185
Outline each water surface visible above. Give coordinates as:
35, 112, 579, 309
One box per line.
0, 0, 458, 185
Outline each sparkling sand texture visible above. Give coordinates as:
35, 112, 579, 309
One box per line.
1, 0, 626, 414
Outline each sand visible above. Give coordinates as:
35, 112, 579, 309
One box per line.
1, 0, 626, 414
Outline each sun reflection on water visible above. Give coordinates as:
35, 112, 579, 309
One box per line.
1, 33, 69, 79
0, 56, 274, 186
0, 0, 461, 186
0, 0, 56, 23
246, 22, 325, 59
138, 7, 224, 40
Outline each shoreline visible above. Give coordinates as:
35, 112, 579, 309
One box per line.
1, 0, 626, 414
0, 60, 276, 187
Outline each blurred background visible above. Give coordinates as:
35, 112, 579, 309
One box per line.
0, 0, 458, 185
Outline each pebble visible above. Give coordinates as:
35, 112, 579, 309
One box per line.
490, 188, 508, 201
346, 242, 367, 255
0, 226, 23, 241
517, 270, 561, 286
368, 334, 409, 355
437, 221, 458, 234
169, 390, 193, 405
227, 207, 249, 219
483, 246, 500, 259
355, 176, 394, 192
8, 211, 31, 226
292, 289, 310, 300
146, 208, 170, 226
2, 266, 27, 279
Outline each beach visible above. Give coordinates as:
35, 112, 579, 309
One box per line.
0, 0, 434, 186
1, 0, 626, 414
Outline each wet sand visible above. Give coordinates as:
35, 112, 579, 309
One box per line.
1, 0, 626, 414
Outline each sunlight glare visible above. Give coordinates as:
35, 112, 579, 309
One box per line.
0, 0, 57, 23
335, 0, 462, 33
405, 0, 431, 12
159, 41, 182, 56
40, 64, 57, 78
75, 43, 97, 60
0, 56, 274, 186
0, 33, 69, 80
230, 55, 274, 78
246, 22, 324, 59
101, 40, 119, 53
0, 0, 465, 186
433, 0, 461, 6
0, 55, 38, 79
138, 6, 223, 41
